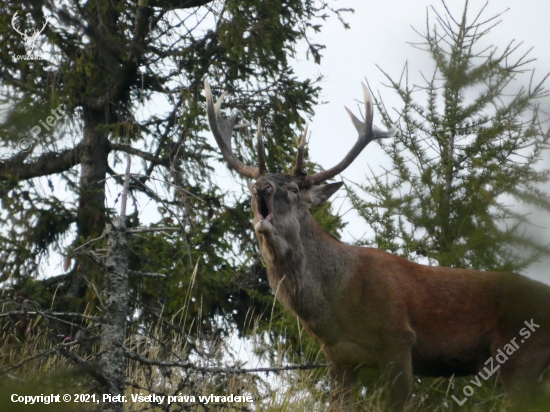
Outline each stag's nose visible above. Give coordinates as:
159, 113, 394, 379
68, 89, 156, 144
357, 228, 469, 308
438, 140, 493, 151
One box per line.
252, 181, 273, 199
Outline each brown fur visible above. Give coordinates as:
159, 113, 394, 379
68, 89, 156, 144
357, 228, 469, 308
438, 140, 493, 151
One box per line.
249, 174, 550, 411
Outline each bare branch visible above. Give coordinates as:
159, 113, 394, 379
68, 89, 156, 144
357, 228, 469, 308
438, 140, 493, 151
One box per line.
125, 350, 327, 374
111, 143, 170, 166
0, 144, 84, 181
128, 270, 166, 278
127, 226, 180, 233
0, 311, 100, 321
151, 0, 215, 11
0, 340, 80, 374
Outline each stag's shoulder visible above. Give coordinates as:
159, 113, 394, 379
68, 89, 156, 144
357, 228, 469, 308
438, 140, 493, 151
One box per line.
351, 246, 422, 270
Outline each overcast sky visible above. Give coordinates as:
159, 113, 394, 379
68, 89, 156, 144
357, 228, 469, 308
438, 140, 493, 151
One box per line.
285, 0, 550, 282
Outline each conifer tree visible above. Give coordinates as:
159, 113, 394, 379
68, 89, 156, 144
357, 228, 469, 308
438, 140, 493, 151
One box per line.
0, 0, 347, 357
348, 1, 550, 272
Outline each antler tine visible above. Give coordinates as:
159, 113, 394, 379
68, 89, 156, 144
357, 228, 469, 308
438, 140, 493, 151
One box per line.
38, 18, 49, 34
204, 78, 262, 179
307, 82, 396, 185
257, 118, 268, 175
11, 12, 25, 36
291, 124, 308, 176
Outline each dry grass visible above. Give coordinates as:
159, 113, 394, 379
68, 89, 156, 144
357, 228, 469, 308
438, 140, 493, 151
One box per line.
2, 298, 549, 412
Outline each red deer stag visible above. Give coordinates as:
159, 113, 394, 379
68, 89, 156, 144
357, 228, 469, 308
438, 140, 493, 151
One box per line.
204, 78, 550, 411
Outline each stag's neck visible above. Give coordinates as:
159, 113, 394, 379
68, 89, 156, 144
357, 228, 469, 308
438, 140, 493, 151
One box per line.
257, 212, 355, 320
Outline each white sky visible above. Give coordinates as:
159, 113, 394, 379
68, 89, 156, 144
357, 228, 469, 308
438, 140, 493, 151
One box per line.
286, 0, 550, 282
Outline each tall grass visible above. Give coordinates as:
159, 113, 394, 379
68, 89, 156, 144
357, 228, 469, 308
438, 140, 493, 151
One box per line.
2, 296, 549, 412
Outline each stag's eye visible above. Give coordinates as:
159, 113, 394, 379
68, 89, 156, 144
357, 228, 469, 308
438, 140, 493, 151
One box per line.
292, 188, 298, 194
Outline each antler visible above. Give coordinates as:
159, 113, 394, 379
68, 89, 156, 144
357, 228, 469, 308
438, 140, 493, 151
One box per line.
11, 12, 25, 37
205, 80, 396, 184
291, 124, 308, 176
256, 118, 268, 176
307, 83, 397, 185
204, 78, 267, 179
34, 18, 49, 38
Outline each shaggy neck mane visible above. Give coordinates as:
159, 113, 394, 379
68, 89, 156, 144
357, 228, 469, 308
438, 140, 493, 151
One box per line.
257, 210, 353, 318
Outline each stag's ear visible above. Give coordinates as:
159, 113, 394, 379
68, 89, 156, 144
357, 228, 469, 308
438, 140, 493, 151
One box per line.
306, 182, 344, 206
246, 179, 254, 194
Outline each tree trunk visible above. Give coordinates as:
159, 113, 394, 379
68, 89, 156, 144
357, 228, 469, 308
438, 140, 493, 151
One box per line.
99, 217, 129, 412
67, 107, 111, 298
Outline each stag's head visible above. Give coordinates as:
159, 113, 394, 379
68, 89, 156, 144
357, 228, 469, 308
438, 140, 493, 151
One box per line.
204, 79, 396, 242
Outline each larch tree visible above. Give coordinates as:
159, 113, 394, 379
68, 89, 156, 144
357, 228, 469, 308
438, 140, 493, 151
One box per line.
348, 1, 550, 272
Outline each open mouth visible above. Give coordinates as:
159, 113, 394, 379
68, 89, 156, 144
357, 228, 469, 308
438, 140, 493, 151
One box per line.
257, 197, 272, 221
